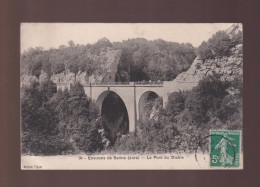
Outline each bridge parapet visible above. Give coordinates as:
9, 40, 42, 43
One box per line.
135, 80, 163, 85
82, 81, 164, 87
92, 82, 131, 85
82, 82, 133, 87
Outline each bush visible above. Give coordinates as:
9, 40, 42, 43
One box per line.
22, 131, 74, 155
197, 41, 214, 61
74, 121, 104, 153
166, 91, 187, 117
112, 132, 146, 153
113, 109, 180, 153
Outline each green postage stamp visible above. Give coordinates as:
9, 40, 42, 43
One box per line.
210, 130, 241, 168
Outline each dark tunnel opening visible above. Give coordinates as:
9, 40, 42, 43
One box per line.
101, 91, 129, 145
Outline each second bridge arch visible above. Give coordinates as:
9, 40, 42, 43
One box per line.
138, 91, 161, 121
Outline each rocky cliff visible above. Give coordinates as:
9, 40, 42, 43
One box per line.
50, 48, 122, 85
167, 24, 243, 92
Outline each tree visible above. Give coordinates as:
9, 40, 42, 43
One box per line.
166, 91, 186, 117
185, 74, 230, 125
53, 82, 103, 153
209, 31, 232, 57
197, 31, 238, 62
21, 38, 196, 82
68, 40, 75, 47
21, 81, 60, 155
39, 79, 57, 100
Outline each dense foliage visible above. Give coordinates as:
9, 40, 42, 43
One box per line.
21, 38, 196, 81
113, 74, 243, 153
21, 81, 103, 155
197, 31, 242, 61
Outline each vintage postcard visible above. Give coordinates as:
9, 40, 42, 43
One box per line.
20, 23, 243, 170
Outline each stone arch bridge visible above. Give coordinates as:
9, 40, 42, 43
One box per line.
57, 81, 179, 132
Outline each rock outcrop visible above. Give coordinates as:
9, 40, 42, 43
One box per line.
89, 49, 122, 83
166, 24, 243, 92
51, 48, 122, 85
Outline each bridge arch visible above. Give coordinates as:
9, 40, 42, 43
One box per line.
96, 90, 129, 144
138, 91, 161, 121
96, 90, 111, 112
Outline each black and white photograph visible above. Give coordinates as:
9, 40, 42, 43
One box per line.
20, 23, 243, 169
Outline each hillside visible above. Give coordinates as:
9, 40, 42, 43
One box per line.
168, 24, 243, 91
21, 38, 196, 86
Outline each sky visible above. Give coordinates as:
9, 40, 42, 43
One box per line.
21, 23, 234, 53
